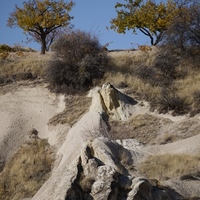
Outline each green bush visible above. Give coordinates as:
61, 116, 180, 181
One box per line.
45, 30, 108, 93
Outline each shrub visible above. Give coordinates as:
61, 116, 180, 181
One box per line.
155, 89, 189, 115
154, 51, 179, 80
45, 30, 108, 93
0, 44, 12, 53
134, 65, 156, 84
133, 49, 183, 87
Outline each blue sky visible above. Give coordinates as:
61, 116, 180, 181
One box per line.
0, 0, 150, 51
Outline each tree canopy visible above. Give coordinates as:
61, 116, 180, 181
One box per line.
110, 0, 177, 45
7, 0, 74, 54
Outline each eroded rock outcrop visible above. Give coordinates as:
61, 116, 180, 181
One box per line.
88, 83, 137, 121
31, 84, 188, 200
64, 138, 172, 200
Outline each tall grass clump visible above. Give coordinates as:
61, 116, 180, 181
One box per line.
0, 138, 54, 200
45, 30, 109, 94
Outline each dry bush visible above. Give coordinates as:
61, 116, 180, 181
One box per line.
0, 138, 54, 200
134, 65, 156, 85
154, 88, 189, 115
154, 51, 179, 79
139, 153, 200, 181
45, 30, 108, 94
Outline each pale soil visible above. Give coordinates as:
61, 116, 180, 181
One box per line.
0, 81, 66, 164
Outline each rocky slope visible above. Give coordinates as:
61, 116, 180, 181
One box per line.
0, 82, 200, 200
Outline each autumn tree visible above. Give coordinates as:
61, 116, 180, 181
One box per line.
7, 0, 74, 54
110, 0, 177, 45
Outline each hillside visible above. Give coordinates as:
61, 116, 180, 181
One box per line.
0, 48, 200, 199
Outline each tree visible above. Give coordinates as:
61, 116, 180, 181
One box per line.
7, 0, 74, 54
110, 0, 177, 45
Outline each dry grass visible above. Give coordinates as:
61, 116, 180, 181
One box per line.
105, 48, 200, 116
105, 49, 160, 90
139, 153, 200, 181
109, 114, 172, 144
0, 138, 54, 200
175, 71, 200, 103
0, 52, 51, 82
48, 95, 92, 126
103, 50, 161, 102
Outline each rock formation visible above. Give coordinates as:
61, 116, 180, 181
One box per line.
31, 84, 175, 200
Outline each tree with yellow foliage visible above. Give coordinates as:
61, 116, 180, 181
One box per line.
7, 0, 74, 54
110, 0, 177, 45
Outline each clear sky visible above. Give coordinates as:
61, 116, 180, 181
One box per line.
0, 0, 151, 51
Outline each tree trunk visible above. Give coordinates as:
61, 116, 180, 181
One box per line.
153, 31, 164, 46
41, 34, 46, 54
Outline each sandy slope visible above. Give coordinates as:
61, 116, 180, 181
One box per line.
0, 82, 65, 163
